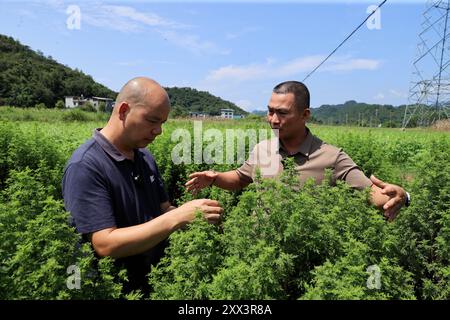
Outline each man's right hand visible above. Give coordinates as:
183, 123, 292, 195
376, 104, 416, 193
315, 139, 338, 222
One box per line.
89, 199, 223, 258
176, 198, 223, 225
185, 171, 219, 194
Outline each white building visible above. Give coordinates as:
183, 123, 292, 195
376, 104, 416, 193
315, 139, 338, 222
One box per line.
189, 111, 208, 118
220, 108, 234, 119
65, 96, 114, 111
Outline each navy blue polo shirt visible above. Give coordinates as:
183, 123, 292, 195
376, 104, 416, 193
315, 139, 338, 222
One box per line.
62, 129, 169, 290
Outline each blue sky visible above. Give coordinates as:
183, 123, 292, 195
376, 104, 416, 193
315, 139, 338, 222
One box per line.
0, 0, 426, 111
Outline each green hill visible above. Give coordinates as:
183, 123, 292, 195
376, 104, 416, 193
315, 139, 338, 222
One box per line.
166, 87, 247, 117
0, 34, 246, 116
0, 34, 116, 108
311, 100, 412, 127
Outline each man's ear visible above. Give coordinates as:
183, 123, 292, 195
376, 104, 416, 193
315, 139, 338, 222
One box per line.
303, 108, 311, 121
117, 102, 130, 121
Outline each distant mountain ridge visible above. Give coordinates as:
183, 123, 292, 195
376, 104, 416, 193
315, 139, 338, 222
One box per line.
167, 87, 247, 117
0, 34, 116, 108
311, 100, 411, 127
250, 100, 424, 127
0, 34, 246, 115
1, 34, 426, 125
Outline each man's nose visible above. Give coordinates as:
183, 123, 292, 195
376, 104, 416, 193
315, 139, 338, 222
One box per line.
153, 125, 163, 135
271, 113, 280, 124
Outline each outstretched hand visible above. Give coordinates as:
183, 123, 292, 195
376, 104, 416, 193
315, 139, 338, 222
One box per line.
185, 171, 218, 194
178, 198, 223, 225
370, 175, 407, 222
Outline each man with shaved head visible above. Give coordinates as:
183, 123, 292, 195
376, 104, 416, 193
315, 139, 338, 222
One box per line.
62, 77, 223, 293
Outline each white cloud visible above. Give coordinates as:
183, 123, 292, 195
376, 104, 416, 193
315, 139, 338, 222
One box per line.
79, 5, 186, 33
206, 64, 268, 82
82, 13, 140, 33
151, 60, 176, 65
40, 1, 228, 55
17, 9, 37, 19
374, 93, 385, 100
200, 55, 382, 111
116, 59, 176, 67
158, 30, 230, 55
116, 60, 145, 67
235, 99, 254, 110
225, 33, 239, 40
389, 89, 408, 98
265, 57, 277, 65
275, 55, 324, 77
371, 89, 408, 103
225, 26, 261, 40
205, 55, 381, 82
102, 5, 183, 28
323, 58, 380, 71
40, 0, 65, 9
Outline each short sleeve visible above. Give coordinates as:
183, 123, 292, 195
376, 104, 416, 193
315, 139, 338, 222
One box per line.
333, 150, 372, 190
236, 147, 255, 184
62, 161, 116, 234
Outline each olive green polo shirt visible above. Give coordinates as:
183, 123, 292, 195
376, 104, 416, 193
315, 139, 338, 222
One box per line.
236, 128, 373, 190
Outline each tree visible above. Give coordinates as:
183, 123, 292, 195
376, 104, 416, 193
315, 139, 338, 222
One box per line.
55, 100, 65, 109
79, 102, 96, 113
170, 105, 187, 118
98, 102, 106, 113
0, 34, 116, 108
35, 103, 47, 109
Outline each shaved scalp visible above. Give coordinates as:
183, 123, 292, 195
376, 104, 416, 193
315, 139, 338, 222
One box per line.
114, 77, 169, 113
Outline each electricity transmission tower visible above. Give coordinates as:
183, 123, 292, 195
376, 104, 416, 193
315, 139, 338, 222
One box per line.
403, 0, 450, 128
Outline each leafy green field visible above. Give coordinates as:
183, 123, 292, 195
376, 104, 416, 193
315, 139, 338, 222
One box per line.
0, 112, 449, 299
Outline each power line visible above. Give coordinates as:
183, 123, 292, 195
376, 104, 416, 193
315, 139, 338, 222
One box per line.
302, 0, 388, 83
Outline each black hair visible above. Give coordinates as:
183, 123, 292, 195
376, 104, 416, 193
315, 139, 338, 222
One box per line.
273, 81, 310, 112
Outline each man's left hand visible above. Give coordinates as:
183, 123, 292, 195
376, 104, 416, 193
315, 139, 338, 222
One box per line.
370, 175, 407, 222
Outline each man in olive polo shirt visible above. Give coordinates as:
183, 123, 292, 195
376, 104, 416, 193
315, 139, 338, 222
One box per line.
186, 81, 409, 221
63, 77, 223, 293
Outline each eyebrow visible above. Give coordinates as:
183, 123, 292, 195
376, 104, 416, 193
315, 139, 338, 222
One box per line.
267, 105, 289, 111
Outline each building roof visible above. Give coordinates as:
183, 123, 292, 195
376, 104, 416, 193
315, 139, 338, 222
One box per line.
92, 97, 114, 101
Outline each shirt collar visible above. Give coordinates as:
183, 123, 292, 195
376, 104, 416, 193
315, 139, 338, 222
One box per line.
93, 128, 128, 162
279, 127, 313, 157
